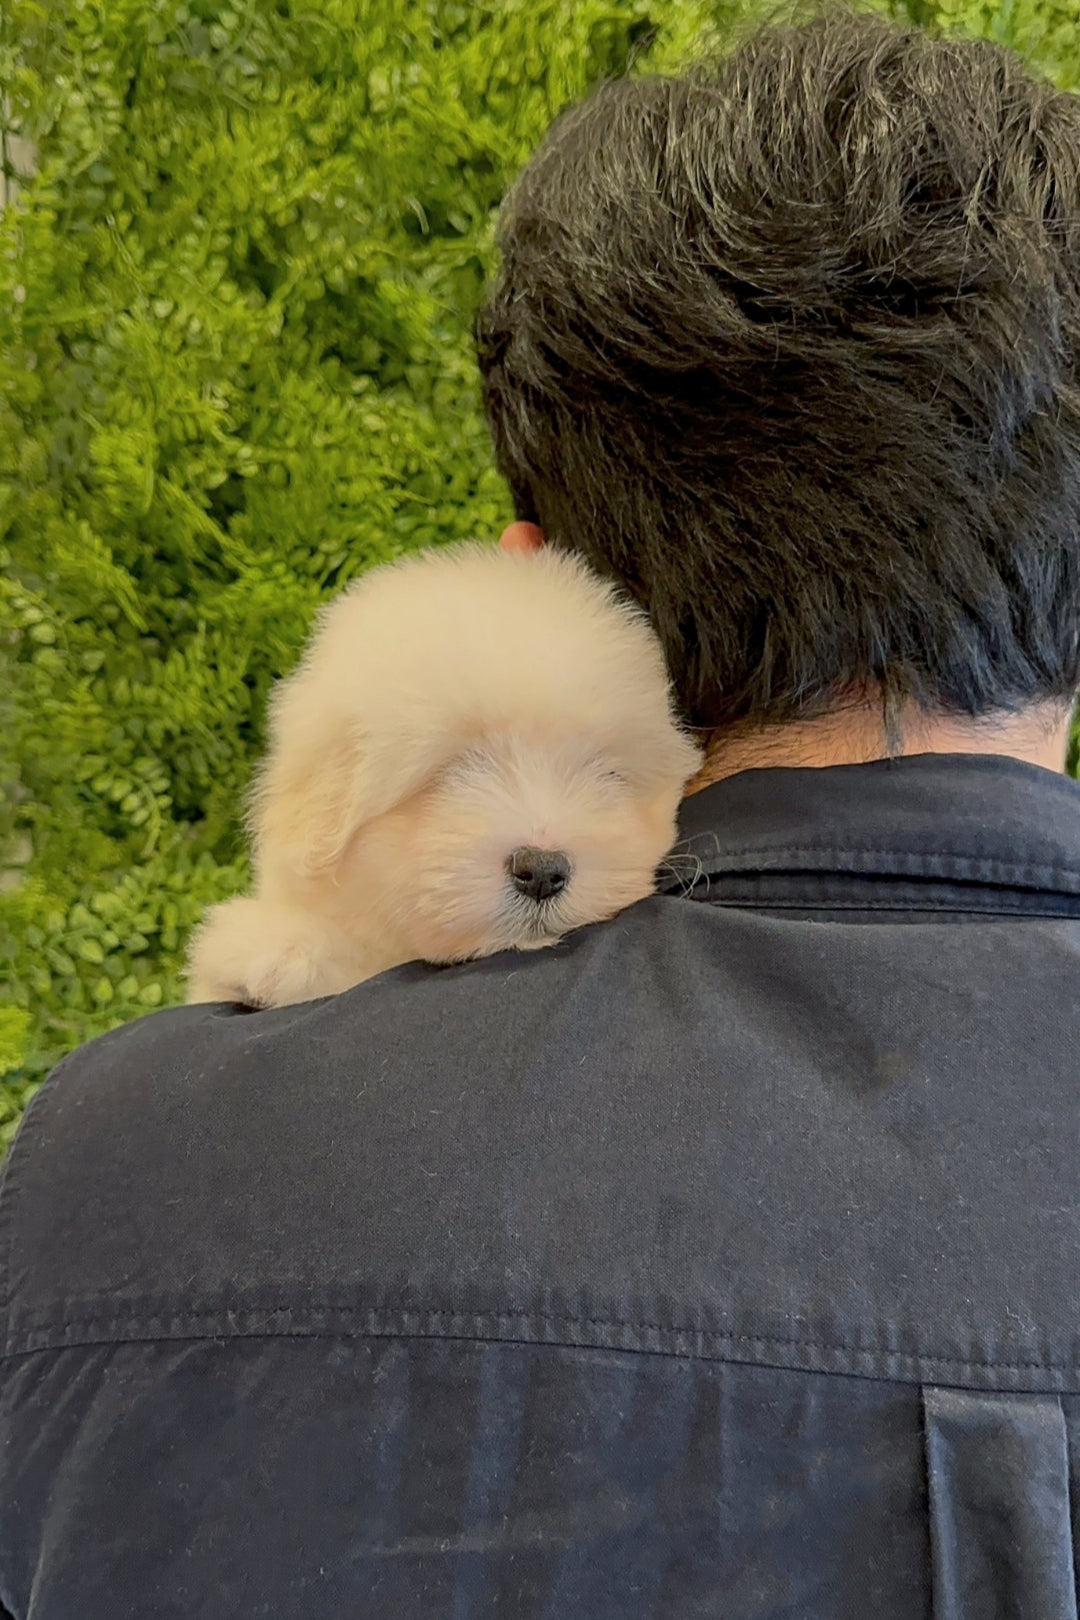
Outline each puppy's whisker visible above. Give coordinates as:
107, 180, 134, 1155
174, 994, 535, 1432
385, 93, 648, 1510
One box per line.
655, 853, 705, 894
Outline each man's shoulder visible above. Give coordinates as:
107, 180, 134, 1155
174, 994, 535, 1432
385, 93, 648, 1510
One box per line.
25, 900, 621, 1062
1, 896, 698, 1353
16, 892, 683, 1122
43, 886, 726, 1092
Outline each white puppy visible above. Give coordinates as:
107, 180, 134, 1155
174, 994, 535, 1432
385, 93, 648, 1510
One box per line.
185, 541, 702, 1008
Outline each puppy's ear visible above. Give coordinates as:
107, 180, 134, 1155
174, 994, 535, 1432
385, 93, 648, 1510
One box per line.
245, 564, 470, 883
247, 721, 369, 880
246, 676, 451, 882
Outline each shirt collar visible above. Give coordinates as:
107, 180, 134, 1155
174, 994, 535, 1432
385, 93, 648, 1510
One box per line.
662, 752, 1080, 897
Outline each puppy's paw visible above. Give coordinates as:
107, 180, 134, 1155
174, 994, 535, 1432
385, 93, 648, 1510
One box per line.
185, 897, 362, 1009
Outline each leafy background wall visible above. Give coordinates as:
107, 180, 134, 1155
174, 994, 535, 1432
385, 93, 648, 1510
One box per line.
2, 0, 1078, 1146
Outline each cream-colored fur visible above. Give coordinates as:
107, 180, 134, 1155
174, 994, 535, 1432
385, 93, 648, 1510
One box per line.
185, 542, 702, 1008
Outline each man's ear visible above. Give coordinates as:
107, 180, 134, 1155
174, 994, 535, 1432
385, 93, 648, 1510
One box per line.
498, 521, 545, 554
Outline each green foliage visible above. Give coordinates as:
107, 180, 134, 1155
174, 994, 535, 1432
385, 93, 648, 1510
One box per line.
2, 0, 1078, 1141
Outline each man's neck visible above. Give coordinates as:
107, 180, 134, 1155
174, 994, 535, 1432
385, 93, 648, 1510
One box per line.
685, 699, 1072, 795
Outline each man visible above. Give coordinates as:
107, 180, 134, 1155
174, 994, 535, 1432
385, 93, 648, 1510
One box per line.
4, 3, 1080, 1615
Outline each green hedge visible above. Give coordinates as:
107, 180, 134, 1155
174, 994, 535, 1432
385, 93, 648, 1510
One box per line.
2, 0, 1078, 1147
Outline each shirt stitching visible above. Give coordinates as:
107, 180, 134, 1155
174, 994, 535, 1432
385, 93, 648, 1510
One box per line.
5, 1304, 1078, 1379
668, 843, 1080, 886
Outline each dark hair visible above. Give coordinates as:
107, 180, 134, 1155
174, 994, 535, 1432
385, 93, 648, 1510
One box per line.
475, 0, 1080, 732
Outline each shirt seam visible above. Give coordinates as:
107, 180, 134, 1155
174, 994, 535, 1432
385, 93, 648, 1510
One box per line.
684, 899, 1080, 917
669, 844, 1080, 886
4, 1303, 1078, 1381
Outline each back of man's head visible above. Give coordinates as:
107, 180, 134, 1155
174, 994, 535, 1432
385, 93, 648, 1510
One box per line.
475, 0, 1080, 733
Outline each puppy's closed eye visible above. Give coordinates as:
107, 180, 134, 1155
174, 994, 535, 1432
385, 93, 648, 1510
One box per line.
588, 758, 630, 787
432, 746, 494, 787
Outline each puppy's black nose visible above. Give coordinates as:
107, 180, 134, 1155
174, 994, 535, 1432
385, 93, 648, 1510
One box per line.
507, 846, 571, 902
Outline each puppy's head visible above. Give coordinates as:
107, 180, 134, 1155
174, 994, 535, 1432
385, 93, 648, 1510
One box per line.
349, 722, 695, 962
251, 542, 702, 964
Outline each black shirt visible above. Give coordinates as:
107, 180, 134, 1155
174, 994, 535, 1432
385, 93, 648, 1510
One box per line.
4, 753, 1080, 1620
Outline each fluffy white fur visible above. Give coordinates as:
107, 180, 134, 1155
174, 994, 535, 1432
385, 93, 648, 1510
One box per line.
185, 542, 702, 1008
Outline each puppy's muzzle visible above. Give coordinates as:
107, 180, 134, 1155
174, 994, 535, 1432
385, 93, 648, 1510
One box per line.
506, 846, 571, 903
